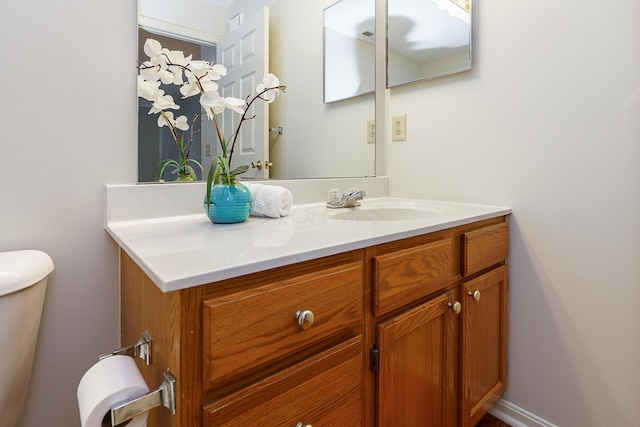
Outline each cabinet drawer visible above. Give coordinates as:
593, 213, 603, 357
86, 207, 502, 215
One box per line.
461, 222, 508, 276
373, 237, 457, 316
202, 262, 363, 389
203, 336, 364, 426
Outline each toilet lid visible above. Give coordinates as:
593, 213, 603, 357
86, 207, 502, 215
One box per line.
0, 250, 54, 296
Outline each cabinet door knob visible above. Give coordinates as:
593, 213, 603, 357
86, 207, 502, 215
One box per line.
296, 423, 312, 427
448, 301, 462, 315
295, 310, 315, 330
468, 290, 482, 302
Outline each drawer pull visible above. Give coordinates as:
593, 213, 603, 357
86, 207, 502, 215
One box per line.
295, 310, 315, 330
448, 301, 462, 315
468, 290, 482, 302
296, 423, 312, 427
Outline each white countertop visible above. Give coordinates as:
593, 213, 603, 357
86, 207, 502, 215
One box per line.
106, 195, 510, 292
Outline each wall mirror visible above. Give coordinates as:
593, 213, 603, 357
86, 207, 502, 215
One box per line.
138, 0, 376, 182
323, 0, 376, 103
387, 0, 471, 88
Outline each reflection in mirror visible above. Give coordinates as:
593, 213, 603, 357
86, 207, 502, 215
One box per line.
137, 30, 215, 182
387, 0, 471, 88
137, 0, 375, 183
323, 0, 375, 103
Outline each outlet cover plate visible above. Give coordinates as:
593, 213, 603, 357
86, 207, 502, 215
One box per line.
367, 120, 375, 144
392, 114, 407, 142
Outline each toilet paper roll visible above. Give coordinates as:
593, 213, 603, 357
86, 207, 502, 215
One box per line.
77, 355, 150, 427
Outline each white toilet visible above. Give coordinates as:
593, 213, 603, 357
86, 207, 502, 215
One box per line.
0, 250, 54, 427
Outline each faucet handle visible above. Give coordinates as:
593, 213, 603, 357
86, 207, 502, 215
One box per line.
328, 188, 343, 203
348, 189, 366, 198
345, 188, 365, 196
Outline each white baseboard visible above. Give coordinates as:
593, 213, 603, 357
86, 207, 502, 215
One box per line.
489, 399, 559, 427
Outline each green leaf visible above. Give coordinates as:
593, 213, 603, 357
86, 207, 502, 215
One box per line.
229, 164, 249, 177
205, 156, 223, 212
154, 159, 180, 181
186, 158, 204, 172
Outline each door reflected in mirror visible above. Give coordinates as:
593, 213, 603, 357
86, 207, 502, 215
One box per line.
387, 0, 471, 88
137, 0, 376, 183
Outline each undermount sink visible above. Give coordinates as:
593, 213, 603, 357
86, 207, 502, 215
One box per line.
327, 201, 449, 222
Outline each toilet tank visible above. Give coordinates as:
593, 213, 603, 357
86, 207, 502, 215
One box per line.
0, 250, 54, 427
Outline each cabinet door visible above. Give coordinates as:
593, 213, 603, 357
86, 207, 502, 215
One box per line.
461, 266, 508, 427
376, 290, 459, 427
203, 336, 364, 426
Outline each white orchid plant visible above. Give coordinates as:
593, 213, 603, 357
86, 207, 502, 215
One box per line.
137, 38, 285, 185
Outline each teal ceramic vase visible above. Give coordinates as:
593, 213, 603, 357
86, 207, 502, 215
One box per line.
204, 179, 253, 224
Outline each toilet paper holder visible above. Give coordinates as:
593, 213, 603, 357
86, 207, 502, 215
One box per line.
107, 370, 177, 426
100, 331, 151, 365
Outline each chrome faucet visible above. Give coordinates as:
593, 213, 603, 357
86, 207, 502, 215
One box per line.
326, 189, 366, 208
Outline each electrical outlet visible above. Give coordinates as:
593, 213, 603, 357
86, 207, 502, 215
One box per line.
367, 120, 375, 144
392, 114, 407, 142
205, 144, 212, 156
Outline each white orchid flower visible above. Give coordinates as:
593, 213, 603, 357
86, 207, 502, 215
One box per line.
189, 61, 227, 81
143, 38, 163, 59
179, 71, 218, 98
149, 94, 180, 114
187, 60, 211, 76
141, 40, 192, 85
158, 111, 189, 131
200, 80, 220, 93
139, 61, 174, 84
199, 91, 246, 119
137, 76, 163, 102
163, 50, 192, 85
173, 114, 189, 131
166, 65, 184, 85
139, 61, 162, 83
164, 49, 192, 67
158, 68, 176, 85
209, 63, 228, 80
256, 73, 281, 103
180, 80, 220, 99
180, 81, 200, 98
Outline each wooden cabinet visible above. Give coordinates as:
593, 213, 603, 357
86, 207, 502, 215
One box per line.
121, 251, 366, 427
461, 266, 508, 427
371, 219, 508, 427
376, 289, 459, 426
460, 222, 509, 427
120, 216, 508, 426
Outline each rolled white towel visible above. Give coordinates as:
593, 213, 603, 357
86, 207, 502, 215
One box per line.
242, 182, 293, 218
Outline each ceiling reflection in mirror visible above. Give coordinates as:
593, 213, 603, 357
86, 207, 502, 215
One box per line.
138, 0, 376, 183
387, 0, 471, 88
323, 0, 375, 103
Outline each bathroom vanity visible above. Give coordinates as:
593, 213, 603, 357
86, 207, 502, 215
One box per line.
108, 190, 509, 427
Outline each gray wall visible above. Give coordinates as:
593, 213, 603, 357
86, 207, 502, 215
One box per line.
0, 0, 136, 425
388, 1, 640, 426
